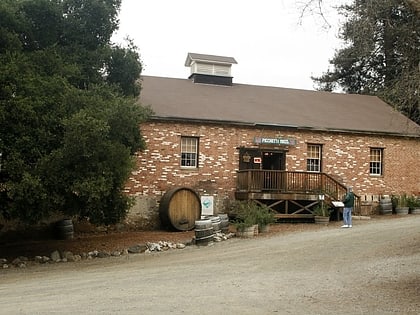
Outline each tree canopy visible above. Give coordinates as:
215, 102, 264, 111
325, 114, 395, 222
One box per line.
312, 0, 419, 125
0, 0, 151, 224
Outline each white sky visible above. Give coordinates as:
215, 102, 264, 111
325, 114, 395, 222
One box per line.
112, 0, 348, 91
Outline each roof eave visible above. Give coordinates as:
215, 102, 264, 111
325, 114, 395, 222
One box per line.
298, 126, 420, 138
150, 116, 420, 138
151, 116, 255, 127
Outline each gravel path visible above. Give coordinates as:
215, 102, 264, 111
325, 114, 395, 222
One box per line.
1, 215, 419, 314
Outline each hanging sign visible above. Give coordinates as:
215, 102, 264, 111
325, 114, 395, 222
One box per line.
242, 152, 251, 163
254, 137, 296, 146
253, 157, 262, 163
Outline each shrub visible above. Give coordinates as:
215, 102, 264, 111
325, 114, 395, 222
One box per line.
231, 200, 275, 231
313, 202, 331, 217
406, 195, 420, 209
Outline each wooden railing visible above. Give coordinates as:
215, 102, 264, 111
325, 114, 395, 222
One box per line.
236, 170, 360, 213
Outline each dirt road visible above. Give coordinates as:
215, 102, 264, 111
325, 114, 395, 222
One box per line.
1, 216, 419, 314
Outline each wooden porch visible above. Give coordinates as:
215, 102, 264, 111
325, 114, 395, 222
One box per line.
235, 170, 361, 220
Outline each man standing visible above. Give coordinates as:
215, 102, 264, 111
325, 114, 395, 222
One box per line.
342, 187, 354, 228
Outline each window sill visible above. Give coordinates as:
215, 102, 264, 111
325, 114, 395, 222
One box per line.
180, 166, 199, 171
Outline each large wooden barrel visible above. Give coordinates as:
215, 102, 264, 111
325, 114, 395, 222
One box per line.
159, 187, 202, 231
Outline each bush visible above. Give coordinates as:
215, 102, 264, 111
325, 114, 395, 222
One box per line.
406, 195, 420, 209
393, 194, 409, 208
231, 201, 275, 231
313, 202, 332, 217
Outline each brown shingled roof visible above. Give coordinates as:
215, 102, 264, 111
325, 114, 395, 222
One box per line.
139, 75, 420, 137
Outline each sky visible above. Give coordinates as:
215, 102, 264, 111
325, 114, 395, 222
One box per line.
112, 0, 349, 91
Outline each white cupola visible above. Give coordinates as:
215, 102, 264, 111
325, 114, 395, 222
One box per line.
185, 52, 237, 86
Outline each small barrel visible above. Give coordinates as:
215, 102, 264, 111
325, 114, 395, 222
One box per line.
195, 219, 214, 246
55, 219, 74, 240
159, 187, 202, 231
412, 197, 420, 214
218, 213, 229, 233
410, 208, 420, 215
379, 196, 392, 215
209, 216, 222, 234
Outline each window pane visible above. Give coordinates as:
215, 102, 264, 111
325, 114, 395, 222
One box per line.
369, 148, 383, 175
307, 159, 320, 172
307, 145, 321, 172
307, 145, 320, 159
181, 137, 198, 167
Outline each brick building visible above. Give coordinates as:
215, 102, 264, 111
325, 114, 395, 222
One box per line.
125, 53, 420, 228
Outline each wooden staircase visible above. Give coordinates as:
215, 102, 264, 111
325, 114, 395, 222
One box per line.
235, 170, 360, 219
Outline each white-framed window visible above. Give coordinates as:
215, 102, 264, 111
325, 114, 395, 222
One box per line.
181, 136, 198, 168
307, 144, 322, 172
370, 148, 383, 175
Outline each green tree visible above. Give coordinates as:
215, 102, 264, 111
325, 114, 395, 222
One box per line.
312, 0, 419, 124
106, 39, 142, 97
0, 0, 150, 224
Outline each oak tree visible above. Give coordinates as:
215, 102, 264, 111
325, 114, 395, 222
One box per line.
0, 0, 150, 224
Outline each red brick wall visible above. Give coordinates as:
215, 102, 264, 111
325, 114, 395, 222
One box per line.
125, 121, 420, 215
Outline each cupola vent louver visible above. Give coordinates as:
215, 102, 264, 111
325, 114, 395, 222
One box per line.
185, 53, 237, 86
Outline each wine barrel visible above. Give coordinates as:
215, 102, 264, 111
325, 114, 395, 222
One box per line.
209, 216, 222, 234
379, 196, 392, 215
194, 219, 214, 246
159, 187, 202, 231
410, 208, 420, 215
55, 219, 74, 240
218, 213, 229, 233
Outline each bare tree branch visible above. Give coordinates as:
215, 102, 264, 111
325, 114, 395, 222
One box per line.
298, 0, 420, 28
297, 0, 331, 29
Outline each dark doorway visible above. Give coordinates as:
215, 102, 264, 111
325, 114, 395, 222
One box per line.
262, 151, 285, 171
262, 151, 286, 191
